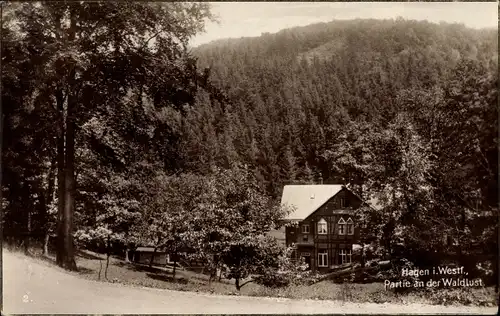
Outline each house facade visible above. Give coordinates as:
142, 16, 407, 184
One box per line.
281, 185, 363, 273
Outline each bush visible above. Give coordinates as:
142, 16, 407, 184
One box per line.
255, 269, 317, 288
254, 245, 312, 288
254, 272, 292, 288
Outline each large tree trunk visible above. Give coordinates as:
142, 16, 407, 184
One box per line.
55, 131, 66, 266
56, 88, 78, 270
57, 7, 80, 271
55, 89, 66, 267
53, 2, 64, 267
60, 107, 77, 271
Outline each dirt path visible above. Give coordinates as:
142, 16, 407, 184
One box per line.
2, 250, 497, 314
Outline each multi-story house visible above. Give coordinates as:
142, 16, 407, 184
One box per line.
280, 184, 365, 273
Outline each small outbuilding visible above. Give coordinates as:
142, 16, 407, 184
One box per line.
130, 247, 169, 266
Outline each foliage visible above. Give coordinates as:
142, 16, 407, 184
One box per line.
180, 166, 288, 290
254, 246, 310, 288
138, 171, 207, 271
2, 1, 215, 268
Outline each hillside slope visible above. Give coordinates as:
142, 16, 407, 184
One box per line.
3, 249, 497, 314
186, 19, 497, 198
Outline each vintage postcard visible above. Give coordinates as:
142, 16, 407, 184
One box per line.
2, 1, 498, 314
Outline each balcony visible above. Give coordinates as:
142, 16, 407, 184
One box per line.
295, 240, 314, 246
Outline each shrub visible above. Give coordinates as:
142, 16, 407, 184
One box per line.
254, 246, 311, 288
255, 271, 292, 288
423, 286, 497, 306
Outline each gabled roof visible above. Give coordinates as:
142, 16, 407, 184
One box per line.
135, 247, 166, 252
281, 184, 344, 220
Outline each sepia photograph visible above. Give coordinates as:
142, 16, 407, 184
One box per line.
1, 1, 498, 314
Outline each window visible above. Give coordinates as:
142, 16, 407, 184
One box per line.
338, 218, 346, 235
318, 249, 328, 267
347, 217, 354, 235
340, 197, 350, 208
301, 252, 311, 257
317, 218, 327, 234
302, 224, 310, 234
303, 234, 308, 242
340, 249, 352, 264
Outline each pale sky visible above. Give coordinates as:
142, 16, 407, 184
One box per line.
190, 2, 498, 47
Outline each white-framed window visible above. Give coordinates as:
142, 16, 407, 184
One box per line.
302, 224, 310, 234
318, 249, 328, 267
338, 217, 346, 235
340, 248, 352, 264
347, 217, 354, 235
317, 218, 327, 234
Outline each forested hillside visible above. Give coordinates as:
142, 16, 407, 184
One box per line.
187, 18, 497, 198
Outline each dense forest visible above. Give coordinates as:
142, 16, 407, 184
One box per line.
2, 2, 498, 289
190, 18, 497, 196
